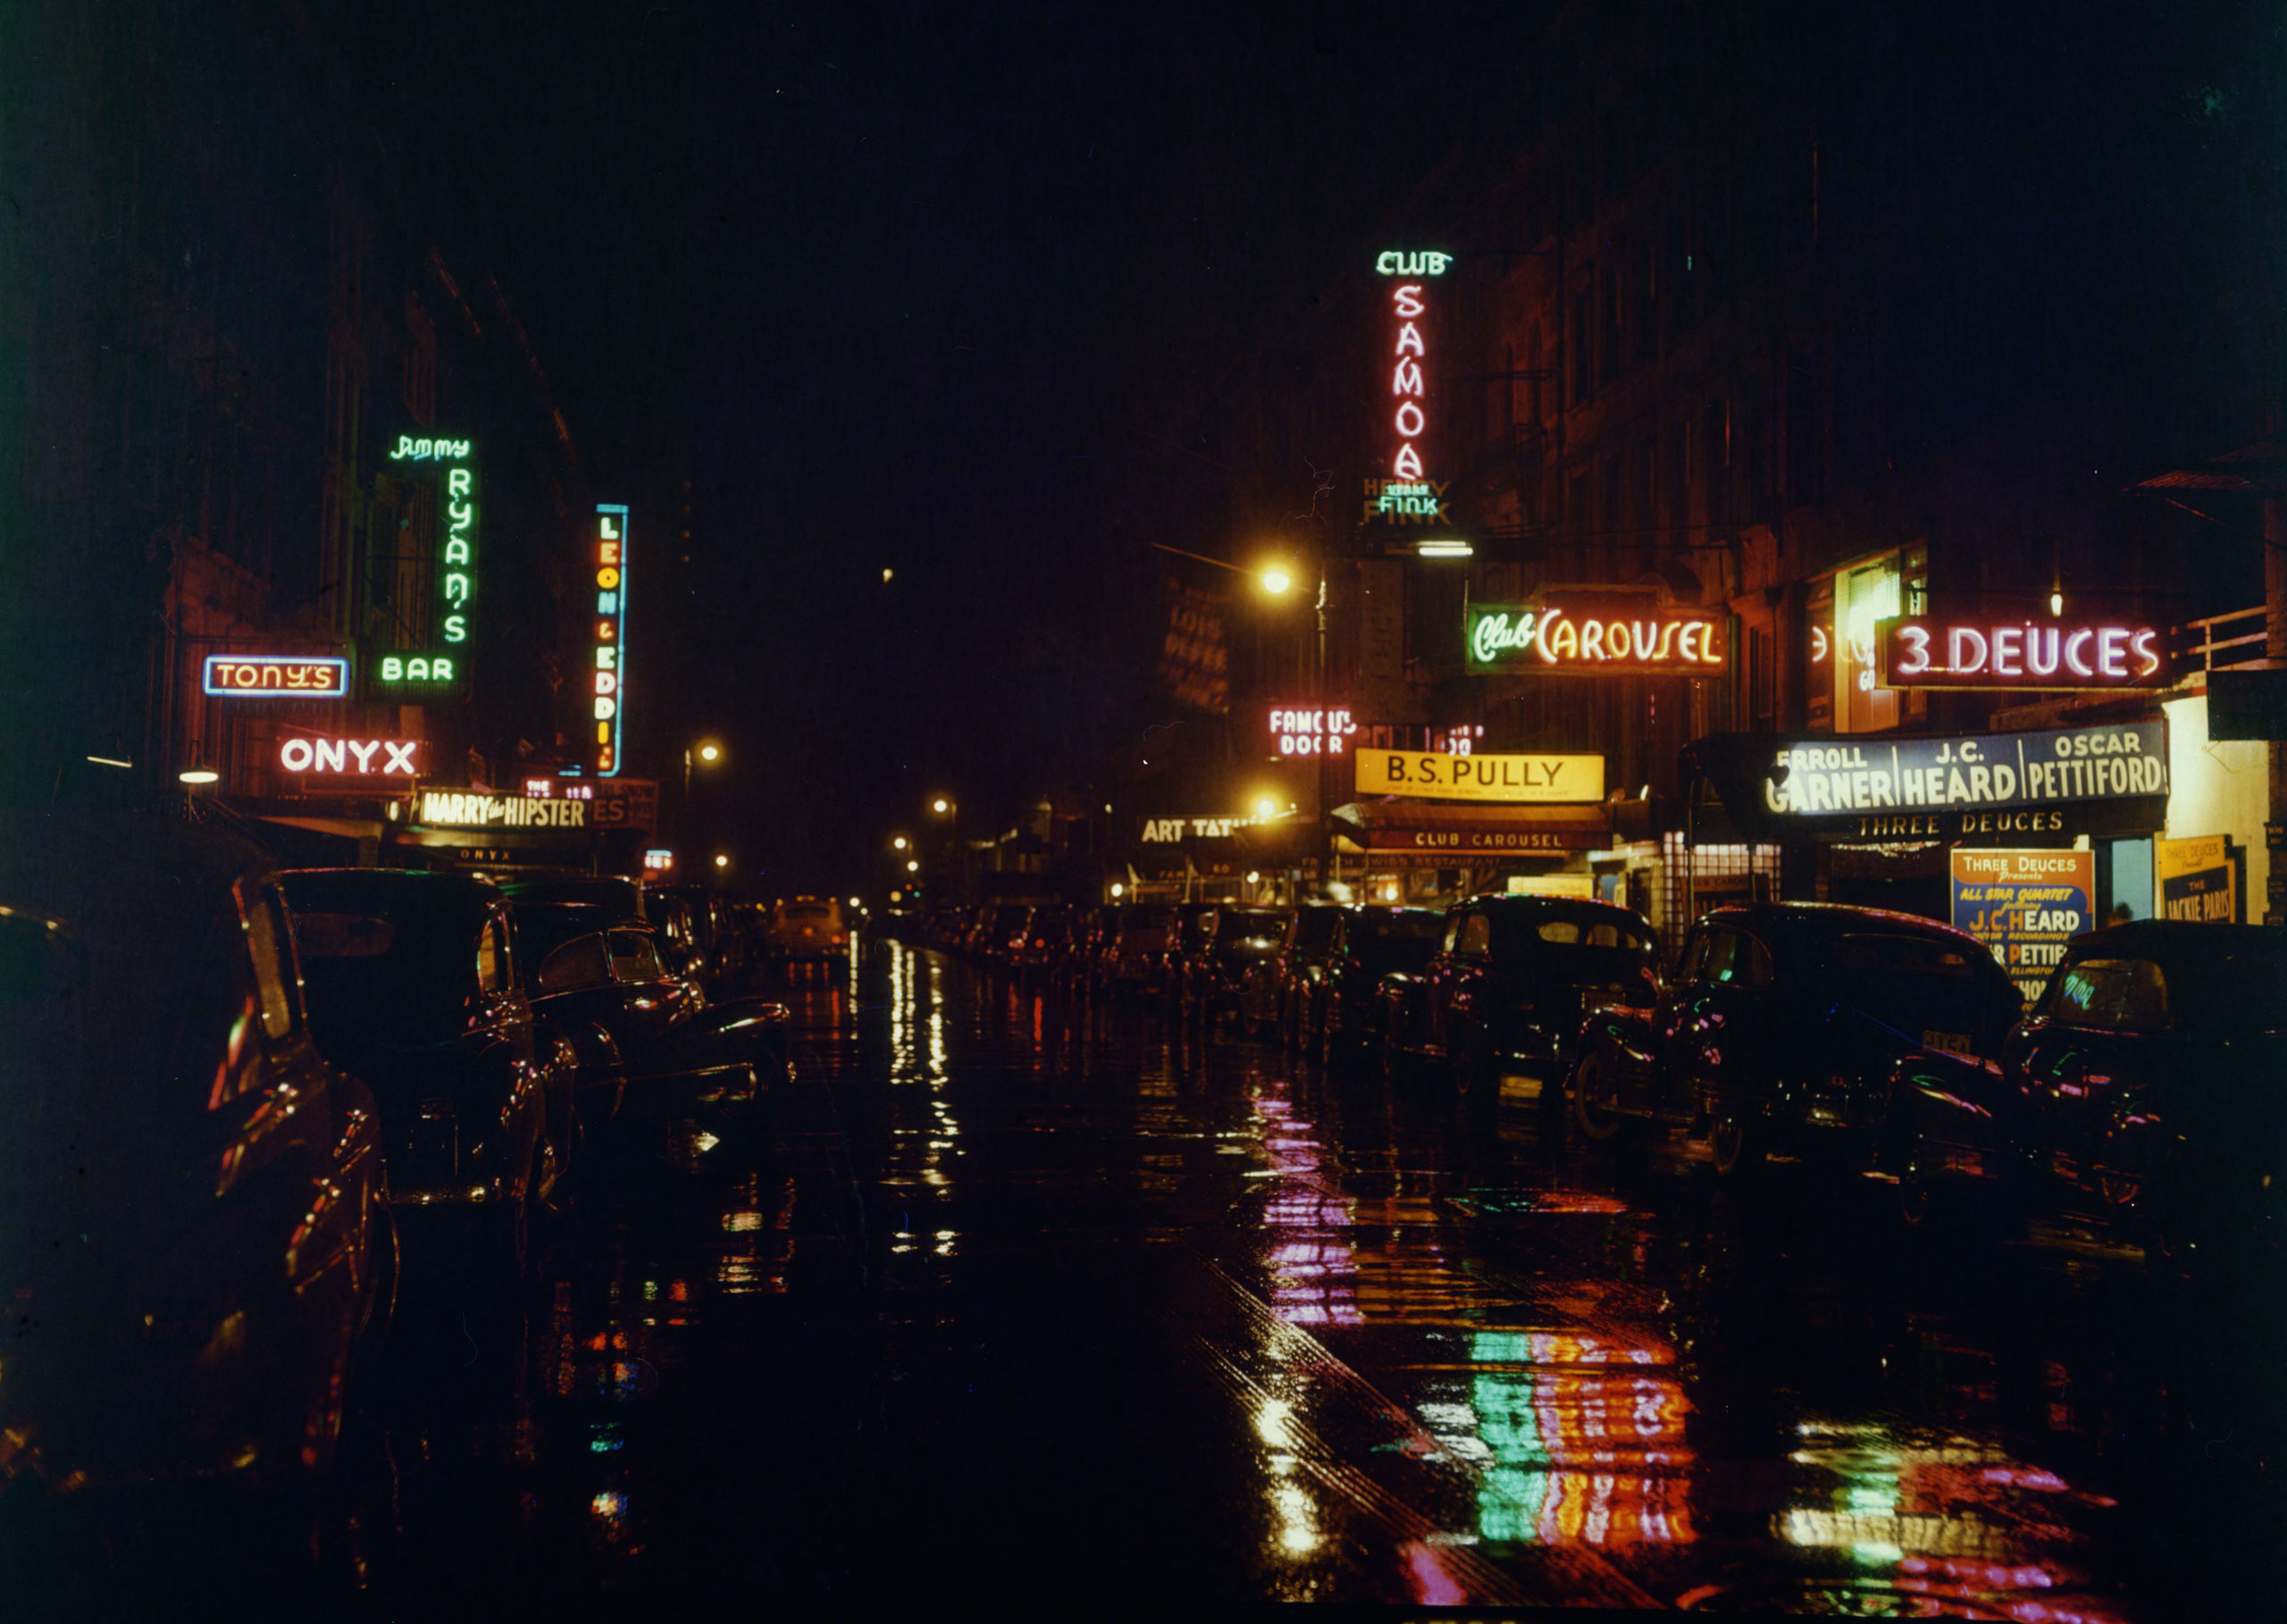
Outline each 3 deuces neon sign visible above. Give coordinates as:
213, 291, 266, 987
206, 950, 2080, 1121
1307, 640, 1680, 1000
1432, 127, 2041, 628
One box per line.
1877, 617, 2167, 691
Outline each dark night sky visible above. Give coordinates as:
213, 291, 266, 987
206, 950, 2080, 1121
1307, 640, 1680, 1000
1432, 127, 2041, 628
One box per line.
316, 0, 2279, 893
323, 0, 1549, 889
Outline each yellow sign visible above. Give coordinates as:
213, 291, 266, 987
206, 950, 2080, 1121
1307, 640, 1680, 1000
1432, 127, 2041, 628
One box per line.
1355, 749, 1605, 803
1505, 874, 1596, 899
2156, 833, 2234, 923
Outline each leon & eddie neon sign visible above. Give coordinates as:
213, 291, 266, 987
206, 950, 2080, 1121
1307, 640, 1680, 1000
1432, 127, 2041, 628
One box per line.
1877, 618, 2167, 691
591, 505, 629, 776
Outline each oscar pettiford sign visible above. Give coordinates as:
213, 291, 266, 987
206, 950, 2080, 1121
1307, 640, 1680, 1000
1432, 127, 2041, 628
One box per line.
1355, 749, 1605, 804
1763, 722, 2168, 822
1466, 592, 1726, 674
1877, 617, 2169, 691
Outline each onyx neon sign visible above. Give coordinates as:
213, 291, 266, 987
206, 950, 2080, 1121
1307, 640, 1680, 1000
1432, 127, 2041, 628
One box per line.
1376, 250, 1450, 488
277, 737, 421, 775
203, 655, 350, 697
591, 505, 628, 776
1877, 618, 2167, 691
1464, 599, 1726, 674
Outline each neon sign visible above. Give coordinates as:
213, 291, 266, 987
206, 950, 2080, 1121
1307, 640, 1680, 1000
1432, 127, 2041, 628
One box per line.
643, 849, 674, 872
1375, 249, 1450, 486
1877, 618, 2167, 691
277, 737, 420, 775
203, 655, 350, 697
1464, 597, 1727, 674
390, 435, 475, 649
592, 505, 629, 776
375, 654, 456, 686
417, 790, 588, 830
1268, 706, 1357, 757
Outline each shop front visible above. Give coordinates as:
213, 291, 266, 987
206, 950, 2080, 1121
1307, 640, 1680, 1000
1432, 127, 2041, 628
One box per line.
1328, 800, 1614, 909
1683, 718, 2173, 992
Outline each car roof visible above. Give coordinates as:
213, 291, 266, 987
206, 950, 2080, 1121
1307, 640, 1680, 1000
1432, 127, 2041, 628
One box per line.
1701, 900, 1986, 948
2066, 918, 2287, 957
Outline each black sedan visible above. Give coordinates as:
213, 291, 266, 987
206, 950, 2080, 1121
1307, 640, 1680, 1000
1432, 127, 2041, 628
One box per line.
0, 813, 387, 1509
1890, 919, 2287, 1284
1571, 902, 2022, 1176
281, 868, 581, 1280
1307, 905, 1446, 1067
1381, 895, 1662, 1107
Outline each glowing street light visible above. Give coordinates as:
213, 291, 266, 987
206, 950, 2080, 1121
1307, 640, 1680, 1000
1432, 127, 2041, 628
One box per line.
892, 835, 909, 850
906, 858, 919, 873
1260, 562, 1296, 596
713, 853, 730, 871
178, 768, 220, 786
932, 797, 951, 815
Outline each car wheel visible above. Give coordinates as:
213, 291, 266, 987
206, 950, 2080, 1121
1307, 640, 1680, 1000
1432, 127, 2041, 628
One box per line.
1570, 1051, 1629, 1143
1709, 1110, 1763, 1178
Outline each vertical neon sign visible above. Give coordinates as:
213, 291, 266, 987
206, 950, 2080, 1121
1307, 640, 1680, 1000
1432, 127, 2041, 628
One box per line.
383, 435, 476, 681
1375, 251, 1450, 482
593, 505, 628, 776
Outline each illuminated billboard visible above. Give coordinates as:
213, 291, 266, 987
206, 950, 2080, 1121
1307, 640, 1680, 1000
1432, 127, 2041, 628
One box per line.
592, 505, 628, 776
1370, 249, 1451, 511
202, 655, 350, 698
1877, 617, 2169, 691
378, 434, 476, 692
276, 736, 421, 775
1465, 593, 1727, 674
1354, 749, 1605, 803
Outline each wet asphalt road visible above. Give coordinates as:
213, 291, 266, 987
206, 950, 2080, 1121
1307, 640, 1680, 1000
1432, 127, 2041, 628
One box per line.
25, 942, 2287, 1618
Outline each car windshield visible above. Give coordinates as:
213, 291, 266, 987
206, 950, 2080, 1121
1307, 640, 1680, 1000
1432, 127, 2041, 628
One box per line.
1214, 910, 1286, 953
1293, 908, 1343, 953
1829, 933, 1994, 1051
293, 906, 479, 1050
512, 901, 621, 968
1355, 911, 1445, 972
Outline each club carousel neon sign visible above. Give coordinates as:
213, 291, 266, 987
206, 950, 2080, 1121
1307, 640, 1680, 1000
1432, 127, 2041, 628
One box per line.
1465, 597, 1727, 674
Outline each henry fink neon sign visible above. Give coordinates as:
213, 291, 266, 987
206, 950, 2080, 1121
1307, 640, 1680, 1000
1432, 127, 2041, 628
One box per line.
1878, 618, 2167, 691
592, 505, 628, 776
1376, 251, 1451, 485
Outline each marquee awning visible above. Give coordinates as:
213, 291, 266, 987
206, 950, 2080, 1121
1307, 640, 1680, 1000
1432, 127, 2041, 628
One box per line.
1330, 799, 1614, 858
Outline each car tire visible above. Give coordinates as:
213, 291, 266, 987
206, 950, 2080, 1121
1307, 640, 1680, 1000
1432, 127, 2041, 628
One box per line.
1570, 1051, 1630, 1144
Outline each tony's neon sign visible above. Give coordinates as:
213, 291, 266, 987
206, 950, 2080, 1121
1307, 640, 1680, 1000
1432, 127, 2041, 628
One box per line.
203, 655, 350, 697
1878, 618, 2166, 691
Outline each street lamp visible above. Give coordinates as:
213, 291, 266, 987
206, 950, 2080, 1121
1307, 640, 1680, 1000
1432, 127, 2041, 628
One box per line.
684, 738, 725, 798
714, 853, 730, 872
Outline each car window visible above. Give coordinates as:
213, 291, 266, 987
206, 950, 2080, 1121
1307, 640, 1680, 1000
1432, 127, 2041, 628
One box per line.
1703, 930, 1773, 987
1537, 919, 1581, 944
609, 930, 666, 982
294, 912, 396, 958
477, 916, 510, 994
1832, 933, 1994, 1047
2045, 957, 2170, 1034
243, 888, 298, 1041
1455, 913, 1493, 958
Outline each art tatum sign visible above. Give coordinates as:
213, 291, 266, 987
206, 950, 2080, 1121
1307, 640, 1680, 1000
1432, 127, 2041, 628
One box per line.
1877, 617, 2168, 691
377, 435, 476, 691
1465, 594, 1727, 674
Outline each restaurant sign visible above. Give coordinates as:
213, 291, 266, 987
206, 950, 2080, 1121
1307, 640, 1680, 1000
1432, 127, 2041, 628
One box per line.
1877, 617, 2168, 691
203, 654, 350, 698
1763, 721, 2168, 820
1354, 748, 1605, 804
1465, 594, 1727, 674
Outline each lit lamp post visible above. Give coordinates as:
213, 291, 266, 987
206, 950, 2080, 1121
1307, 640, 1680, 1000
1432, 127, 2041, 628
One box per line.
1256, 559, 1330, 898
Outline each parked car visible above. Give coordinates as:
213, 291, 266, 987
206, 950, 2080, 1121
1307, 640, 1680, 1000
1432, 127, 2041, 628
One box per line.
1571, 901, 2020, 1176
520, 918, 792, 1161
1097, 901, 1180, 998
281, 868, 584, 1281
1890, 920, 2287, 1281
1384, 895, 1662, 1108
498, 873, 646, 920
1009, 902, 1075, 981
1238, 900, 1346, 1046
0, 813, 387, 1508
1178, 904, 1290, 1025
974, 901, 1035, 974
1308, 906, 1447, 1065
767, 896, 850, 976
1060, 903, 1119, 995
648, 883, 751, 995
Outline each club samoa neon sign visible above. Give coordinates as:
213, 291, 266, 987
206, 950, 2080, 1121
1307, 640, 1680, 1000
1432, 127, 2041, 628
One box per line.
1465, 595, 1727, 674
1370, 250, 1452, 509
592, 505, 628, 776
1877, 617, 2167, 691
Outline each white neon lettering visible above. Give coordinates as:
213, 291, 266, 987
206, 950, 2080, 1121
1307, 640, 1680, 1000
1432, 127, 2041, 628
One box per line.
1393, 285, 1425, 320
280, 738, 314, 772
382, 741, 417, 773
1895, 624, 1931, 676
1392, 359, 1423, 396
1394, 444, 1423, 479
1394, 401, 1426, 438
1394, 322, 1425, 356
1948, 626, 1990, 674
2025, 625, 2059, 676
2064, 629, 2094, 677
1991, 624, 2023, 677
2132, 628, 2159, 676
2097, 626, 2128, 678
347, 741, 379, 773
